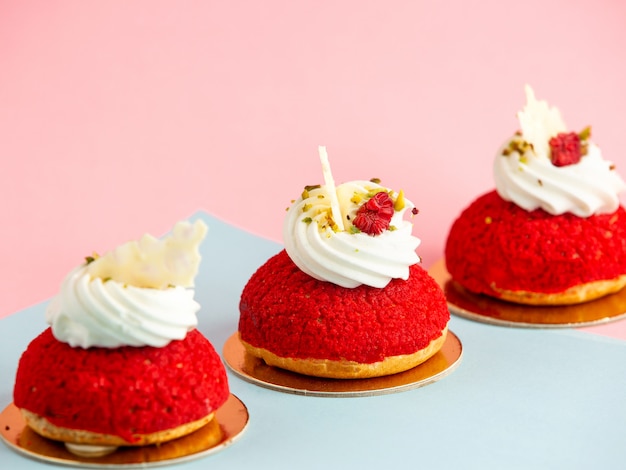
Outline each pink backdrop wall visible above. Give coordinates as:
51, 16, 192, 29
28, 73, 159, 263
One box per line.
2, 1, 626, 336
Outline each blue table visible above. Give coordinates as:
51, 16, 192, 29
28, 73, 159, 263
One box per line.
1, 211, 625, 469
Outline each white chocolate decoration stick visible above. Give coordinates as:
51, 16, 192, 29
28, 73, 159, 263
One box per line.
318, 146, 345, 231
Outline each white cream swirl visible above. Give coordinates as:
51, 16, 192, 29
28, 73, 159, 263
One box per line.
46, 265, 199, 349
283, 180, 420, 288
494, 137, 625, 217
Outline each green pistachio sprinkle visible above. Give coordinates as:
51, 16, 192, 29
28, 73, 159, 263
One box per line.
302, 217, 313, 224
302, 185, 320, 199
350, 192, 364, 204
394, 190, 406, 211
504, 138, 534, 158
579, 126, 592, 141
366, 188, 387, 198
84, 254, 100, 265
580, 137, 590, 156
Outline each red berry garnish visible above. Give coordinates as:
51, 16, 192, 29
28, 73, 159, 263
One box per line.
353, 191, 395, 235
549, 132, 582, 167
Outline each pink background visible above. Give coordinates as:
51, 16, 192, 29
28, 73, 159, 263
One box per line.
2, 1, 626, 338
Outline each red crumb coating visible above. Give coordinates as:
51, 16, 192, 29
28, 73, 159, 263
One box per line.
445, 190, 626, 297
13, 328, 229, 443
238, 250, 449, 364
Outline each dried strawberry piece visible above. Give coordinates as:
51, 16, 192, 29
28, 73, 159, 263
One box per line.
353, 191, 395, 235
549, 132, 582, 167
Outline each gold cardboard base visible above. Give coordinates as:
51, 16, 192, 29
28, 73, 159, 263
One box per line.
0, 394, 248, 468
429, 259, 626, 328
223, 332, 462, 397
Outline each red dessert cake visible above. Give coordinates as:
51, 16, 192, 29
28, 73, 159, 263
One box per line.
14, 329, 228, 447
445, 86, 626, 305
12, 220, 230, 455
238, 148, 450, 379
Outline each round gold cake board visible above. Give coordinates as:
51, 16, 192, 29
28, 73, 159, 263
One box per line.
429, 259, 626, 328
0, 394, 248, 468
223, 332, 462, 397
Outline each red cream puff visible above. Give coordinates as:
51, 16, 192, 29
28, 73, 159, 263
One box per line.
14, 328, 228, 447
238, 148, 450, 379
12, 220, 229, 454
445, 86, 626, 305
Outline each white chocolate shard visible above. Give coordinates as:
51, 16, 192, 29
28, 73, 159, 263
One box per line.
517, 84, 567, 160
87, 219, 208, 289
318, 146, 345, 231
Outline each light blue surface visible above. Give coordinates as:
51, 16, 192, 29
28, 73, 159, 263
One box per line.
1, 211, 626, 469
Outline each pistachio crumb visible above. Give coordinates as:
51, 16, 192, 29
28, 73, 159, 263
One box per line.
394, 189, 406, 211
366, 188, 386, 198
504, 138, 534, 159
350, 192, 364, 204
84, 253, 99, 265
579, 126, 592, 141
580, 141, 589, 156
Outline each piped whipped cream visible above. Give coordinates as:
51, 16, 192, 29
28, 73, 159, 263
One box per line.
283, 148, 420, 288
46, 220, 207, 348
494, 85, 625, 217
